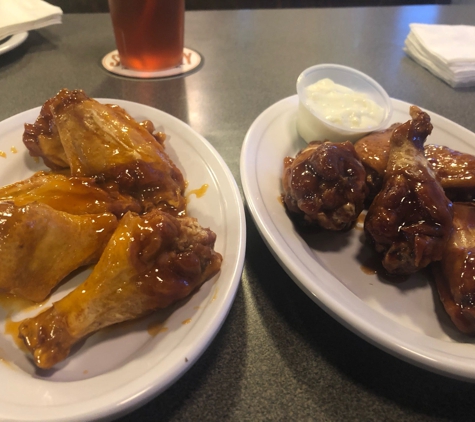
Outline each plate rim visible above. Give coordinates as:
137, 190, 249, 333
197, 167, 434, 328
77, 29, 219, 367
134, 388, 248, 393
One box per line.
0, 32, 28, 55
0, 98, 246, 421
240, 94, 475, 382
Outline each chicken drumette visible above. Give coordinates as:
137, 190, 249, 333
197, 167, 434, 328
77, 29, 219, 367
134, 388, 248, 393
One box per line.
18, 209, 222, 369
364, 106, 453, 275
354, 123, 400, 201
282, 140, 368, 231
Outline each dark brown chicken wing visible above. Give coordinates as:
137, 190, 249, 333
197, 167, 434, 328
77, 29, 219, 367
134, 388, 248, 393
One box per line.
432, 203, 475, 334
364, 106, 453, 275
425, 145, 475, 202
354, 123, 400, 201
282, 140, 368, 230
18, 209, 222, 369
355, 123, 475, 202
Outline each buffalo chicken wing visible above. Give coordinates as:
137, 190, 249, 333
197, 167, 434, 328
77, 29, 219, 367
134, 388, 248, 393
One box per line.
18, 210, 222, 369
23, 89, 186, 215
0, 202, 117, 302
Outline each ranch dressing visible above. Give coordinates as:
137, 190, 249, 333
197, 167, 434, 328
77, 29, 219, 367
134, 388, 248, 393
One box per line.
305, 78, 384, 130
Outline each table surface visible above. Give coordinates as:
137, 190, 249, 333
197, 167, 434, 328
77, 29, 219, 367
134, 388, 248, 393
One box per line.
1, 5, 475, 421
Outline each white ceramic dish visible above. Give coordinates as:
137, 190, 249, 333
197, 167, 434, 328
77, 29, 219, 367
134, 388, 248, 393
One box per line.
0, 99, 246, 421
0, 32, 28, 55
241, 94, 475, 382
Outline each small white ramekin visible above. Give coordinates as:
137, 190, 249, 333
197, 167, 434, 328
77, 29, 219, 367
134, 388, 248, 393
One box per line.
296, 64, 393, 143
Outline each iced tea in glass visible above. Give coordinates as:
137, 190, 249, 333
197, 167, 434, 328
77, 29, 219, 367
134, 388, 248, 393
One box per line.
108, 0, 185, 71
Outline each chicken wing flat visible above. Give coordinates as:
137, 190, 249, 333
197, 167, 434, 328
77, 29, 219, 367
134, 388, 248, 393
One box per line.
0, 202, 117, 302
0, 171, 140, 218
425, 145, 475, 202
23, 89, 186, 215
432, 203, 475, 334
18, 209, 223, 369
364, 106, 453, 275
282, 141, 368, 230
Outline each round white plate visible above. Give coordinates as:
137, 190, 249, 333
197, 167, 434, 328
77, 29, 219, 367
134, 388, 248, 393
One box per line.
241, 94, 475, 382
0, 99, 246, 421
0, 32, 28, 55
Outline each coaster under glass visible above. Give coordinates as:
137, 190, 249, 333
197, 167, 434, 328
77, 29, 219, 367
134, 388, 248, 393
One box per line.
102, 47, 201, 79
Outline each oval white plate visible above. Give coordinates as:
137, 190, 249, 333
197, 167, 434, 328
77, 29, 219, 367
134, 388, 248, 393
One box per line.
0, 32, 28, 55
241, 94, 475, 382
0, 99, 246, 421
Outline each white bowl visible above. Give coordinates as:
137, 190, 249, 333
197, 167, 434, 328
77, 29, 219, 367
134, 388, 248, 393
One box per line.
296, 64, 393, 143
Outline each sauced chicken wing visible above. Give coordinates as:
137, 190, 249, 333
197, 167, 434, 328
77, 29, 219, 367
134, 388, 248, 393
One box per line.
355, 123, 475, 202
23, 89, 186, 215
282, 141, 368, 230
18, 209, 222, 369
23, 95, 69, 170
364, 106, 453, 275
0, 202, 117, 302
354, 123, 400, 201
0, 171, 140, 218
425, 145, 475, 202
432, 203, 475, 334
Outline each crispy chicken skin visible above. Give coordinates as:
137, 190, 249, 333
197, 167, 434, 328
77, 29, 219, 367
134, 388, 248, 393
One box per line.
355, 123, 475, 202
0, 202, 117, 302
432, 203, 475, 334
282, 140, 368, 230
18, 209, 223, 369
23, 89, 186, 215
0, 171, 140, 218
364, 106, 453, 275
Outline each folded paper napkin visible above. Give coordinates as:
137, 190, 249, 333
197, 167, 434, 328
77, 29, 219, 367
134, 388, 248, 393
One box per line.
0, 0, 62, 40
404, 23, 475, 88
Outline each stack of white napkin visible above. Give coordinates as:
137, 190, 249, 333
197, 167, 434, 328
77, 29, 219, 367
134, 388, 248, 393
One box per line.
0, 0, 62, 40
404, 23, 475, 88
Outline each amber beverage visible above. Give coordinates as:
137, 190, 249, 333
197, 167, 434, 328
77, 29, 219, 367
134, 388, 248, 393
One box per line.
108, 0, 185, 71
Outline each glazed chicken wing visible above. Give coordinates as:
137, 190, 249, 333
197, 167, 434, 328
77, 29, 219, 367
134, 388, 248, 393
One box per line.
425, 145, 475, 202
282, 140, 368, 230
354, 123, 400, 201
0, 202, 117, 302
23, 95, 69, 170
355, 123, 475, 202
18, 209, 223, 369
364, 106, 453, 275
23, 89, 186, 215
0, 171, 140, 217
432, 203, 475, 334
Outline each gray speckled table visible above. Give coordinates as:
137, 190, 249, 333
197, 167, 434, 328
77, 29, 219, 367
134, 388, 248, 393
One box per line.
1, 5, 475, 421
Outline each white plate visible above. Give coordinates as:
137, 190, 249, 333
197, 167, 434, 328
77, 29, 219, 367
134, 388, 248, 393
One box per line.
0, 32, 28, 55
241, 94, 475, 382
0, 99, 246, 421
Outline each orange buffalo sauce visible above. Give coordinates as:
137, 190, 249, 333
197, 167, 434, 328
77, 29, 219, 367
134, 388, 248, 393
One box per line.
186, 184, 208, 203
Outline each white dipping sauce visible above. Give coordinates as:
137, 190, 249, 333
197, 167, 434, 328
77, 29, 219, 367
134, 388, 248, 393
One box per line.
305, 78, 385, 130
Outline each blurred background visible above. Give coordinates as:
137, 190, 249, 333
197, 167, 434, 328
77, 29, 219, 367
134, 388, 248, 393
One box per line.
48, 0, 458, 13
